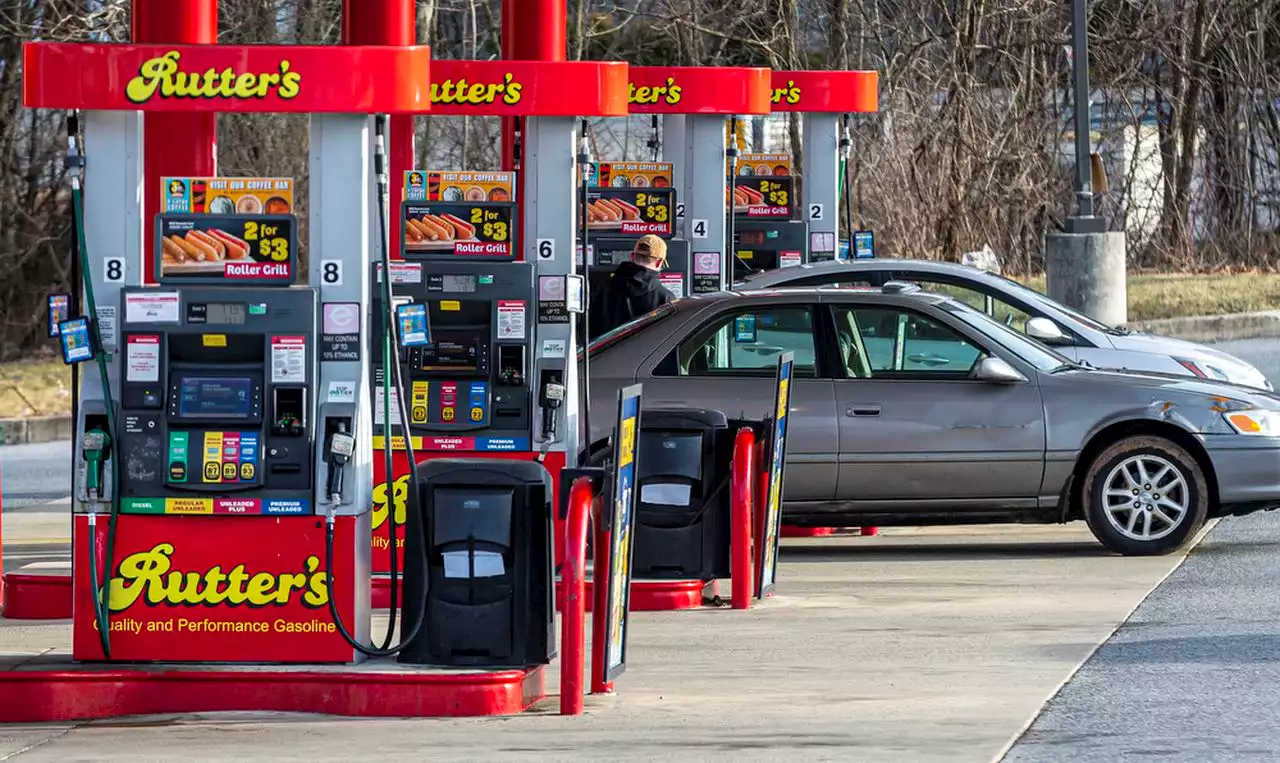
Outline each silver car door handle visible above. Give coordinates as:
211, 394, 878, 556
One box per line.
907, 353, 950, 366
846, 405, 881, 417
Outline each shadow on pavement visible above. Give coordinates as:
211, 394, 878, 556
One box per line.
780, 540, 1111, 563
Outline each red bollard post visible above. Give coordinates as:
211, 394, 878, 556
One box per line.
590, 517, 613, 695
560, 477, 594, 715
730, 427, 755, 610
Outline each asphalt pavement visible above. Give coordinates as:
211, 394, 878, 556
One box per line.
0, 439, 70, 510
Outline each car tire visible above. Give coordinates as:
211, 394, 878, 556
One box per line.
1081, 435, 1209, 556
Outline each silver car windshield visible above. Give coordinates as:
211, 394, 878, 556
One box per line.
939, 300, 1072, 372
987, 273, 1111, 332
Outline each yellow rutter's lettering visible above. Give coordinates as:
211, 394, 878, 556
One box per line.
106, 543, 330, 611
786, 81, 800, 105
664, 78, 681, 105
371, 474, 411, 531
278, 62, 301, 99
503, 73, 523, 105
304, 556, 329, 607
124, 50, 300, 103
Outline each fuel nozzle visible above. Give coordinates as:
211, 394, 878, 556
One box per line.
81, 428, 111, 504
324, 423, 357, 511
540, 380, 566, 443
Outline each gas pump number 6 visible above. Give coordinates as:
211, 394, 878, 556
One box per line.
371, 473, 410, 531
242, 221, 290, 262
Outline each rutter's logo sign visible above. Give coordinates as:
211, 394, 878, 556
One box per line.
431, 74, 523, 106
126, 51, 302, 104
771, 80, 801, 105
106, 543, 328, 611
629, 77, 682, 106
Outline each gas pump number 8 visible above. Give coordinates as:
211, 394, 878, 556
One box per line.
242, 221, 290, 262
635, 193, 669, 222
470, 208, 509, 242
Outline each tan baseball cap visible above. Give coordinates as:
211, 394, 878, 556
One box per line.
634, 234, 668, 263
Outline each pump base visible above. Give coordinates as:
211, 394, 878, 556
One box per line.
1, 566, 73, 620
557, 578, 712, 612
0, 654, 546, 722
371, 576, 401, 610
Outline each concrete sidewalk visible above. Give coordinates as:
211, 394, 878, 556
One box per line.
0, 523, 1193, 762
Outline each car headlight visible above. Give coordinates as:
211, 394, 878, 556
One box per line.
1223, 409, 1280, 435
1176, 357, 1230, 382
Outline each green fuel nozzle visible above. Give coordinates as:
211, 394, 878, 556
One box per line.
82, 428, 111, 502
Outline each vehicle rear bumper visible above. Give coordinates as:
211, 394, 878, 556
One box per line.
1202, 435, 1280, 509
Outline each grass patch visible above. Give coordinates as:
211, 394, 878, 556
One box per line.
1019, 272, 1280, 323
0, 353, 72, 419
0, 271, 1274, 419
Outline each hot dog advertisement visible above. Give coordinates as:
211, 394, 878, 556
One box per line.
586, 162, 674, 189
585, 188, 674, 237
163, 177, 294, 215
156, 214, 297, 284
401, 201, 515, 259
404, 170, 515, 204
730, 174, 794, 219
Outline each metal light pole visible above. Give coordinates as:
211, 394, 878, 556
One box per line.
1067, 0, 1103, 233
1045, 0, 1127, 326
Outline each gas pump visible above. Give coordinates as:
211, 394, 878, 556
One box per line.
626, 67, 773, 294
582, 161, 687, 300
763, 70, 880, 269
730, 151, 810, 278
368, 59, 629, 593
24, 41, 432, 663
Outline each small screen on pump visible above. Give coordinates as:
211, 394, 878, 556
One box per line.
206, 303, 247, 324
179, 376, 254, 419
421, 339, 480, 372
441, 274, 477, 293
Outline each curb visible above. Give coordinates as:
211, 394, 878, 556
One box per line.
1129, 310, 1280, 343
0, 415, 73, 446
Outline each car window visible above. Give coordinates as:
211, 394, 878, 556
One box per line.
663, 305, 817, 377
911, 279, 1033, 332
835, 306, 983, 379
586, 302, 678, 359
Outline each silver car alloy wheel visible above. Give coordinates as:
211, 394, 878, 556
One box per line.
1102, 454, 1190, 542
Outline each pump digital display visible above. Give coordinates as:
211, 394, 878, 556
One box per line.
205, 303, 248, 324
442, 274, 477, 293
179, 377, 255, 419
421, 339, 481, 372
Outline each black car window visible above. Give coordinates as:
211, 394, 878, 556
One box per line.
835, 305, 984, 380
660, 305, 818, 377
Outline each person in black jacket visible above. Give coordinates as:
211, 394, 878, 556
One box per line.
586, 234, 675, 341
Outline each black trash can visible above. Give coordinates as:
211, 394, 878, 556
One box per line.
631, 409, 732, 580
399, 458, 555, 668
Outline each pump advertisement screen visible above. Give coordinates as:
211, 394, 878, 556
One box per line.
163, 176, 294, 215
404, 170, 515, 203
731, 176, 794, 219
588, 162, 674, 189
604, 383, 643, 682
585, 188, 673, 237
71, 514, 359, 663
402, 202, 516, 259
757, 352, 794, 598
156, 214, 297, 284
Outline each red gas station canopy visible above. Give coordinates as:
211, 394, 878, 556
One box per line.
628, 66, 773, 115
770, 70, 879, 113
22, 43, 433, 113
430, 60, 629, 117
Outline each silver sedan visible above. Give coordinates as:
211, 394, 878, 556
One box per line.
740, 259, 1272, 390
587, 284, 1280, 555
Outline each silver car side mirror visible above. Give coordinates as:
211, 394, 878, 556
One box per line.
974, 356, 1027, 384
1025, 316, 1068, 344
